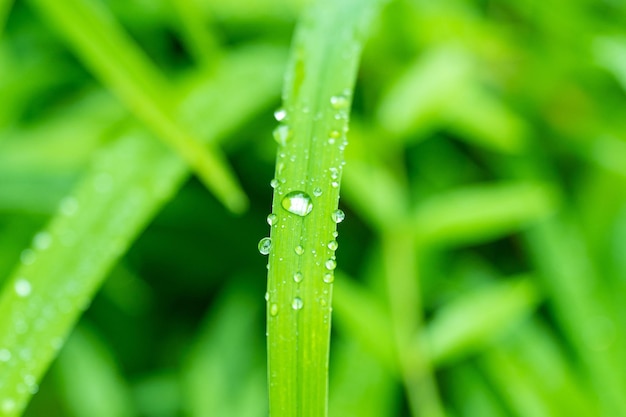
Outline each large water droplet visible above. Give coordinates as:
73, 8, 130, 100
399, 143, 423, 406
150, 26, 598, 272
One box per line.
273, 125, 292, 146
293, 272, 303, 283
258, 237, 272, 255
331, 209, 345, 223
274, 108, 287, 122
269, 303, 279, 316
292, 297, 303, 310
267, 213, 278, 226
14, 278, 32, 297
327, 240, 338, 251
325, 259, 337, 270
281, 191, 313, 217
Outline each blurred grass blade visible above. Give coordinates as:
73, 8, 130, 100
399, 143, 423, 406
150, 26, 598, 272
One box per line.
594, 36, 626, 91
54, 324, 135, 417
183, 287, 266, 417
265, 0, 385, 416
424, 276, 541, 365
0, 46, 284, 417
0, 0, 12, 37
29, 0, 248, 213
168, 0, 220, 67
413, 181, 558, 247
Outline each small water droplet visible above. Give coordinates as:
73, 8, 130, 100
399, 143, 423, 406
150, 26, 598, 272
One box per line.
269, 303, 279, 316
329, 167, 339, 179
330, 94, 349, 110
328, 138, 336, 145
0, 348, 11, 362
20, 249, 36, 265
270, 178, 279, 189
273, 124, 292, 146
331, 181, 339, 188
332, 231, 339, 238
274, 107, 287, 122
313, 187, 322, 197
327, 240, 338, 251
59, 196, 79, 216
293, 272, 303, 283
14, 278, 32, 297
292, 297, 303, 310
258, 237, 272, 255
331, 209, 345, 223
267, 213, 278, 226
33, 232, 52, 251
295, 245, 304, 255
330, 130, 341, 139
325, 259, 337, 270
323, 273, 334, 283
281, 191, 313, 217
264, 292, 270, 301
2, 399, 16, 413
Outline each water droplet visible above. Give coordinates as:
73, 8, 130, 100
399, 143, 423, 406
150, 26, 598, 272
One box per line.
59, 196, 79, 216
327, 240, 338, 251
2, 399, 16, 413
267, 213, 278, 226
325, 259, 337, 270
329, 167, 339, 179
270, 178, 279, 189
274, 107, 287, 122
330, 130, 341, 139
331, 209, 345, 223
295, 245, 304, 255
331, 181, 339, 188
281, 191, 313, 217
292, 297, 303, 310
293, 272, 303, 283
332, 231, 339, 238
330, 94, 349, 110
258, 237, 272, 255
264, 292, 269, 301
14, 278, 32, 297
328, 138, 335, 145
33, 232, 52, 251
313, 187, 322, 197
20, 249, 36, 265
323, 273, 334, 283
0, 348, 11, 362
273, 125, 292, 146
269, 303, 279, 316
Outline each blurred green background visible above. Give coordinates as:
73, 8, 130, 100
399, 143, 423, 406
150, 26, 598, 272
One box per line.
2, 0, 626, 416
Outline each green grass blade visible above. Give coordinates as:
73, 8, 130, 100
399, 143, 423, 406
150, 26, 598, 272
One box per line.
264, 1, 385, 416
168, 0, 221, 67
0, 47, 284, 417
29, 0, 248, 213
0, 0, 11, 36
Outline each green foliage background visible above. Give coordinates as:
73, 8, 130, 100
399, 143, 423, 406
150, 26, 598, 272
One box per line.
1, 0, 626, 416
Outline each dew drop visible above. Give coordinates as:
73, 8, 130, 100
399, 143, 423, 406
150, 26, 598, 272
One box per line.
273, 124, 292, 146
59, 196, 79, 216
330, 94, 349, 110
313, 187, 322, 197
269, 303, 279, 316
0, 348, 11, 362
295, 245, 304, 255
274, 107, 287, 122
270, 178, 279, 189
331, 209, 345, 223
292, 297, 304, 310
328, 138, 335, 145
327, 240, 338, 251
2, 399, 16, 413
281, 191, 313, 217
14, 278, 32, 297
329, 130, 341, 139
33, 232, 52, 251
332, 231, 339, 238
325, 259, 337, 271
267, 213, 278, 226
293, 272, 303, 283
258, 237, 272, 255
323, 273, 335, 283
331, 181, 339, 188
264, 292, 270, 301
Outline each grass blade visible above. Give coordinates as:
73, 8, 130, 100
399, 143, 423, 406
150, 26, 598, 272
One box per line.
264, 1, 385, 416
0, 46, 284, 417
29, 0, 248, 213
